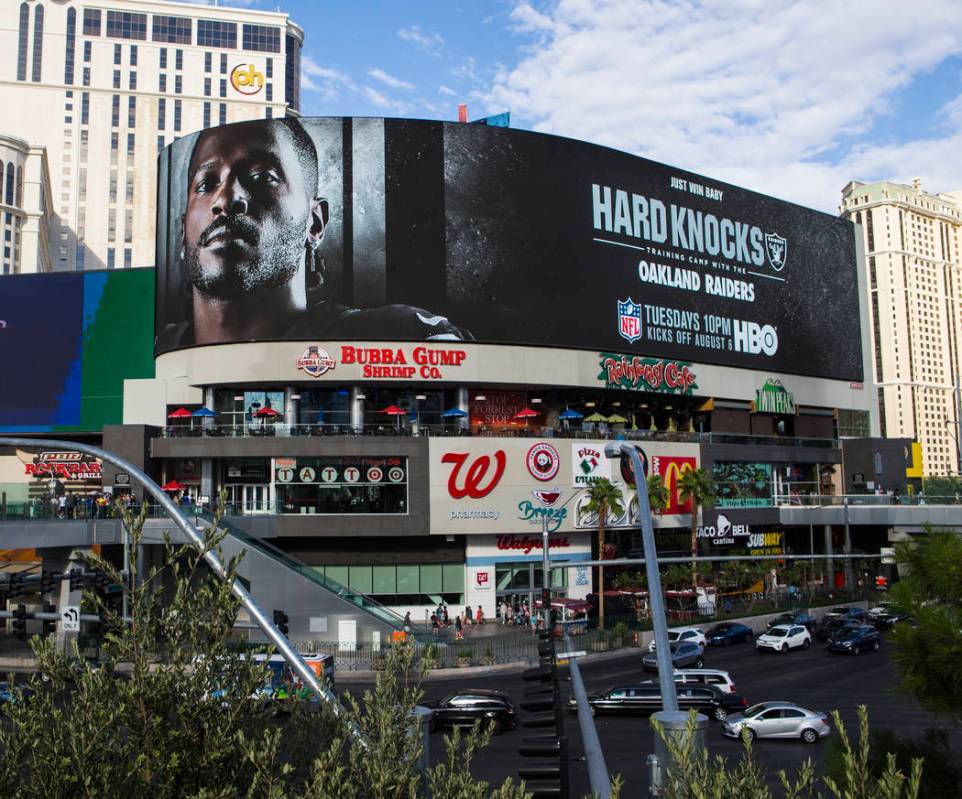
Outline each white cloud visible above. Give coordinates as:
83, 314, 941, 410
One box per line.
397, 25, 445, 54
368, 68, 416, 91
483, 0, 962, 211
362, 86, 415, 115
300, 55, 356, 100
438, 84, 458, 97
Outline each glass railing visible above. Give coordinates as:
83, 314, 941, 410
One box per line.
157, 424, 837, 448
196, 510, 411, 634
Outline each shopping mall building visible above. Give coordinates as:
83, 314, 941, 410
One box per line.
2, 116, 921, 643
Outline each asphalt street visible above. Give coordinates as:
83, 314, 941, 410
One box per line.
345, 633, 962, 797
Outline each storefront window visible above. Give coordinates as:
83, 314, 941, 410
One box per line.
214, 388, 284, 431
311, 563, 464, 606
297, 387, 351, 427
275, 456, 407, 515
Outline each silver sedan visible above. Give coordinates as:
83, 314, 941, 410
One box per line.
721, 701, 831, 744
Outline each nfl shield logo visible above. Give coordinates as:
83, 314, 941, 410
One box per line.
617, 298, 642, 343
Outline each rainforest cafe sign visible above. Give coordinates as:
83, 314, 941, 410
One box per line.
496, 534, 571, 555
599, 353, 697, 394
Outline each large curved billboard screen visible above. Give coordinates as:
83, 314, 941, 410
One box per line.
155, 117, 862, 381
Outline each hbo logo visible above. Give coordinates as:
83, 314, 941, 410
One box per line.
733, 320, 778, 355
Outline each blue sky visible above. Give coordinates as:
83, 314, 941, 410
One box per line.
215, 1, 962, 213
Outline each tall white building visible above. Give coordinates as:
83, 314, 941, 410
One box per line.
0, 133, 53, 274
841, 179, 962, 476
0, 0, 304, 272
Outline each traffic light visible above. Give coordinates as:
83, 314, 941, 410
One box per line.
517, 634, 568, 799
272, 609, 289, 637
7, 574, 24, 599
42, 603, 56, 636
40, 571, 59, 595
68, 572, 85, 592
11, 604, 27, 641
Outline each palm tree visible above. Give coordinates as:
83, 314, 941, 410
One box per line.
646, 474, 670, 514
583, 478, 624, 629
677, 467, 716, 588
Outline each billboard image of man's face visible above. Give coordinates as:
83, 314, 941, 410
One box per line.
182, 121, 325, 300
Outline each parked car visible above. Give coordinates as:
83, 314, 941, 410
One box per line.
867, 601, 897, 617
815, 618, 860, 642
767, 612, 817, 633
642, 642, 705, 671
870, 611, 913, 630
824, 606, 867, 623
755, 624, 811, 654
826, 624, 881, 655
705, 622, 754, 646
722, 701, 831, 743
572, 683, 748, 721
647, 627, 707, 652
423, 689, 516, 734
0, 681, 31, 705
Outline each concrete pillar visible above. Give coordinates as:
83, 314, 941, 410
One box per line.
201, 458, 213, 505
456, 387, 469, 431
284, 386, 299, 431
651, 710, 708, 796
351, 386, 365, 433
824, 524, 834, 589
203, 387, 215, 432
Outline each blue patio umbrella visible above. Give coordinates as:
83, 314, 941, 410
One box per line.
192, 407, 216, 417
442, 407, 467, 418
559, 409, 584, 420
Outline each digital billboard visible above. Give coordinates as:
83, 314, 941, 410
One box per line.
0, 269, 155, 432
155, 118, 863, 381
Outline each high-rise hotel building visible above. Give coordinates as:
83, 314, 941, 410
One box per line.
841, 179, 962, 476
0, 0, 303, 273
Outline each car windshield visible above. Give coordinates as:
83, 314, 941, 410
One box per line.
767, 626, 789, 637
742, 703, 772, 718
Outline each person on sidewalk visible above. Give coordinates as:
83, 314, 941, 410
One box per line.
465, 605, 473, 625
403, 611, 411, 633
454, 615, 463, 641
476, 605, 484, 625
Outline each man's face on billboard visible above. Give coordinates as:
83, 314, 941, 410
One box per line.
182, 122, 321, 299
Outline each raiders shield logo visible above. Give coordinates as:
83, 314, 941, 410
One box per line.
765, 233, 787, 271
617, 298, 642, 343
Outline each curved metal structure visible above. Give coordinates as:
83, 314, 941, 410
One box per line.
0, 437, 345, 717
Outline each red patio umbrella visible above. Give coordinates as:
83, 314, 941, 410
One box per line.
254, 407, 281, 417
167, 408, 192, 419
513, 407, 540, 429
161, 480, 185, 491
380, 404, 407, 431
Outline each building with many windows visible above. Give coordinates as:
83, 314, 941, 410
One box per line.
841, 179, 962, 476
0, 133, 53, 274
0, 0, 303, 272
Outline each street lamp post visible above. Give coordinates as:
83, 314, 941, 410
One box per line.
542, 492, 581, 632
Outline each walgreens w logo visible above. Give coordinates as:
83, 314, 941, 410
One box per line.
441, 451, 506, 499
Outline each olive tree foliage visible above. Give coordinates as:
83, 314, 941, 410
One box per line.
0, 502, 528, 799
887, 528, 962, 719
651, 706, 920, 799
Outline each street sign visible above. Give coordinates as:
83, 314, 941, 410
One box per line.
556, 650, 586, 660
61, 605, 80, 632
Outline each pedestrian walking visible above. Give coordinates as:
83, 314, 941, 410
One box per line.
455, 615, 463, 641
465, 605, 473, 625
403, 611, 411, 633
476, 605, 484, 625
442, 605, 449, 625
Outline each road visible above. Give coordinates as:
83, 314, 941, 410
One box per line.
345, 634, 961, 797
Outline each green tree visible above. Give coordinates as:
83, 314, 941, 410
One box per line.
888, 528, 962, 719
676, 467, 716, 588
583, 477, 625, 629
647, 474, 670, 514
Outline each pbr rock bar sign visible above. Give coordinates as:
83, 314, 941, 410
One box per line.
25, 452, 101, 480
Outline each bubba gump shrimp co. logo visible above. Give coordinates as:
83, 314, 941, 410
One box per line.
296, 346, 336, 377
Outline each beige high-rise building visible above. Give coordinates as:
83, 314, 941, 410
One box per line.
841, 179, 962, 476
0, 0, 304, 272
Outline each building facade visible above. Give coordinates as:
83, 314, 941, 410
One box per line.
841, 179, 962, 476
0, 0, 303, 272
0, 133, 53, 274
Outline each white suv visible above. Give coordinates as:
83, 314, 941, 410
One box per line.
674, 668, 737, 694
755, 624, 811, 654
647, 627, 707, 652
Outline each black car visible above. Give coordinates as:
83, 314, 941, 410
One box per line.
423, 689, 516, 734
642, 642, 705, 671
869, 611, 913, 630
706, 622, 754, 646
826, 624, 881, 655
768, 612, 817, 633
815, 618, 860, 642
571, 684, 748, 721
824, 606, 867, 623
